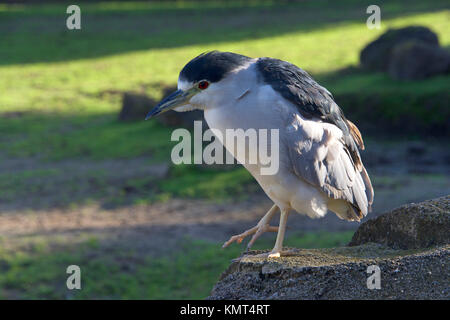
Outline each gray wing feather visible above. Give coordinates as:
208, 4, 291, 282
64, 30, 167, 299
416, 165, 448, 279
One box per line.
287, 123, 372, 217
257, 57, 363, 170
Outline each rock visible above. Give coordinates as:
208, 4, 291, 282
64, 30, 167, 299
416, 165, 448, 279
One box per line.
0, 111, 25, 119
118, 88, 208, 130
360, 26, 439, 72
154, 85, 208, 131
208, 196, 450, 300
208, 245, 449, 300
388, 41, 450, 80
349, 195, 449, 249
158, 109, 207, 131
119, 92, 156, 121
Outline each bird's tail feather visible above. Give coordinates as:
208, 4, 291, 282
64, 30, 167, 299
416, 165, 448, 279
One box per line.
361, 164, 374, 210
327, 199, 363, 222
346, 120, 365, 150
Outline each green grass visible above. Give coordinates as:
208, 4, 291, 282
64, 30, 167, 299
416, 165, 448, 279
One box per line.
159, 165, 257, 200
1, 1, 448, 300
0, 0, 448, 201
1, 0, 448, 156
0, 231, 353, 299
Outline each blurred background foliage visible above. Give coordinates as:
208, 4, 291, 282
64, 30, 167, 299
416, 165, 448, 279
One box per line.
0, 0, 448, 299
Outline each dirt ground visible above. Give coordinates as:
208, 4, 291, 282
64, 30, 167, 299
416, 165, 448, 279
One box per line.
1, 139, 449, 258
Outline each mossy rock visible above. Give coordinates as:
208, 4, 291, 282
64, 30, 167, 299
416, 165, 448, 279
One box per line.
209, 196, 450, 300
335, 91, 450, 137
208, 244, 449, 299
119, 92, 156, 122
360, 26, 439, 72
349, 195, 450, 249
388, 41, 450, 80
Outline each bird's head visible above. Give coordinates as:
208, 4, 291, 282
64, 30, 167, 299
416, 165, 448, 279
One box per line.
145, 51, 253, 120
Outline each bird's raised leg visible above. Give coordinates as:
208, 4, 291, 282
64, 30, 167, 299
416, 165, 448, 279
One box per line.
245, 205, 279, 251
268, 209, 289, 258
222, 204, 278, 249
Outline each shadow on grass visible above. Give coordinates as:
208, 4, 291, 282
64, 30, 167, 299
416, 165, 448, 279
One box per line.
1, 0, 448, 65
0, 63, 448, 212
0, 227, 353, 299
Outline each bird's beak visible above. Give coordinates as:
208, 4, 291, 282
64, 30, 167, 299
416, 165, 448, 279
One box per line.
145, 87, 198, 120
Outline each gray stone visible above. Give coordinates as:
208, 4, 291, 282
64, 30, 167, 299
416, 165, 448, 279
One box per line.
118, 88, 209, 130
154, 85, 208, 131
208, 196, 450, 300
388, 41, 450, 80
360, 26, 439, 72
208, 245, 449, 300
349, 195, 449, 249
118, 92, 156, 122
157, 109, 207, 130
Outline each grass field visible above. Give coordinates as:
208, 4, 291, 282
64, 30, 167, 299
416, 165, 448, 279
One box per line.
1, 0, 449, 157
0, 231, 353, 299
0, 0, 449, 299
1, 0, 448, 203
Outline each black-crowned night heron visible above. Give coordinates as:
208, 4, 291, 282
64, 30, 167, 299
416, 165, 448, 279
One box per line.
146, 51, 374, 258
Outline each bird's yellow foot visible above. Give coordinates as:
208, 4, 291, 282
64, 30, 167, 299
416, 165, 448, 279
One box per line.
244, 249, 289, 259
268, 251, 281, 258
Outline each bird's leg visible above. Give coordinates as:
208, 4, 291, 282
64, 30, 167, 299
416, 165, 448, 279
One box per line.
245, 205, 279, 251
222, 204, 278, 249
268, 209, 289, 258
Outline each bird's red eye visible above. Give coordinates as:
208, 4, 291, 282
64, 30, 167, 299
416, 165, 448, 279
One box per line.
198, 81, 209, 90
